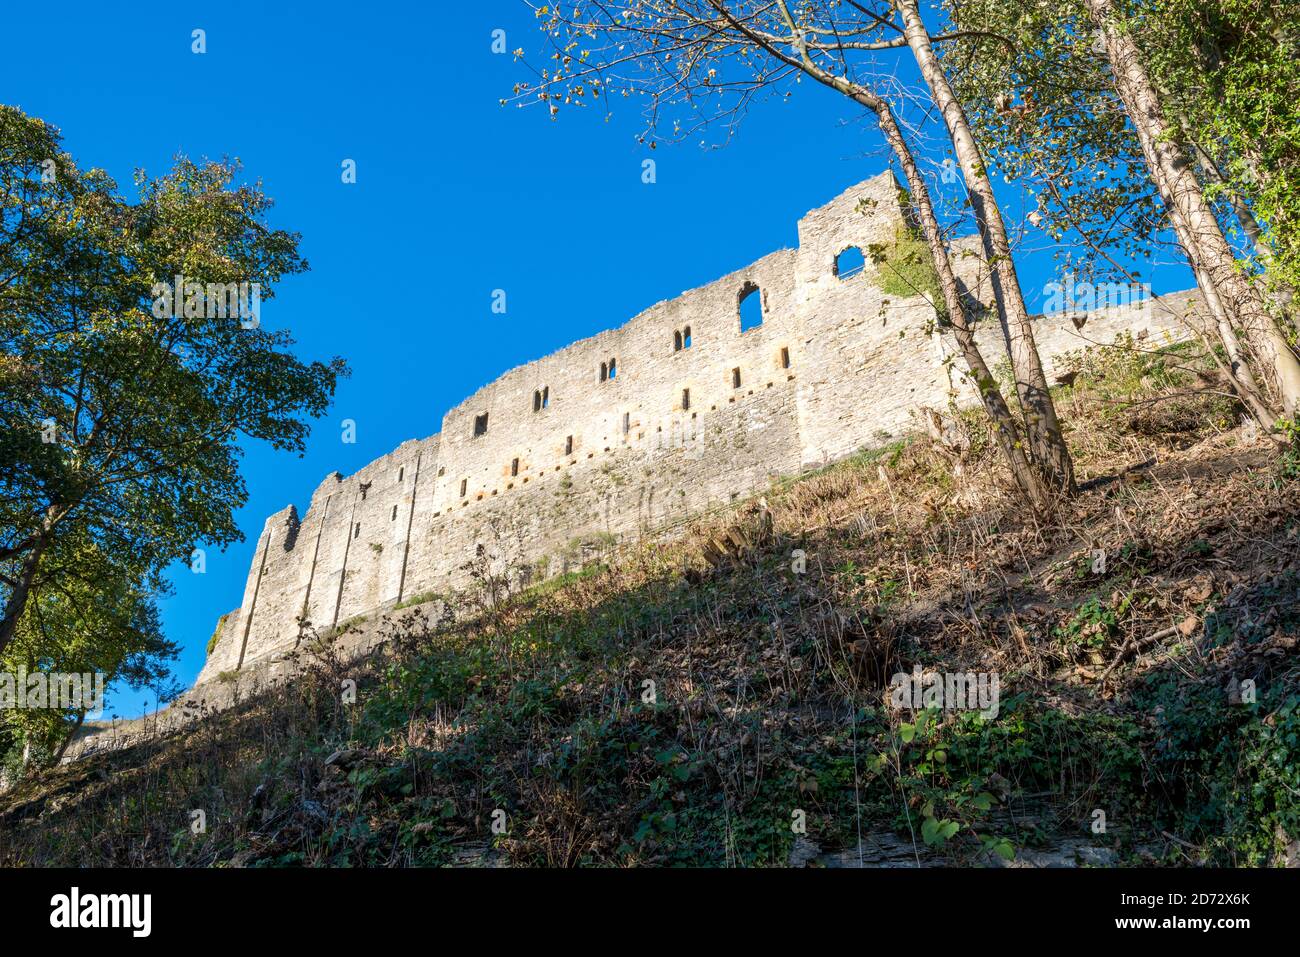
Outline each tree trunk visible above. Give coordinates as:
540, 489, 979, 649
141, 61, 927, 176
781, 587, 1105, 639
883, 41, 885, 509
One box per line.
729, 0, 1049, 506
1085, 0, 1300, 416
897, 0, 1076, 495
0, 529, 48, 660
867, 102, 1050, 508
48, 709, 87, 767
1196, 265, 1275, 427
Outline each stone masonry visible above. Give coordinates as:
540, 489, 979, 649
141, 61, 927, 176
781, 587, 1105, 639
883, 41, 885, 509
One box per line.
196, 171, 1192, 687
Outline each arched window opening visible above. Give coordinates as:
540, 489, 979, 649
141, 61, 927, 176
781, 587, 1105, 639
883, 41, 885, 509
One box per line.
738, 282, 763, 332
683, 326, 692, 349
835, 246, 866, 280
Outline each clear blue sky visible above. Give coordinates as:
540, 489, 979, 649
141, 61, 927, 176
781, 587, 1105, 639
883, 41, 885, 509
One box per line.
1, 1, 1189, 718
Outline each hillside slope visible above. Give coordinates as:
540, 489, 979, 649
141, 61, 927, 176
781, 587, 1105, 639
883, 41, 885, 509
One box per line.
2, 340, 1298, 867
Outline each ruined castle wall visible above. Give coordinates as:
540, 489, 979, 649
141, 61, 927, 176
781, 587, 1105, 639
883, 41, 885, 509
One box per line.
393, 237, 811, 598
393, 378, 805, 604
971, 294, 1194, 386
792, 175, 948, 464
211, 504, 302, 676
331, 439, 431, 625
195, 172, 1195, 687
202, 438, 448, 677
296, 474, 351, 640
232, 483, 341, 672
388, 437, 439, 603
197, 607, 244, 681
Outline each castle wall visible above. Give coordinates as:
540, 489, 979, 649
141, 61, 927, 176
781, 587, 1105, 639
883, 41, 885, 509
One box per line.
971, 293, 1195, 386
223, 504, 302, 673
199, 607, 243, 678
793, 175, 961, 465
331, 439, 431, 625
197, 172, 1194, 685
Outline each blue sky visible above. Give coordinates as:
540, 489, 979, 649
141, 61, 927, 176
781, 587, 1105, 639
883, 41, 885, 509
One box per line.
1, 1, 1189, 717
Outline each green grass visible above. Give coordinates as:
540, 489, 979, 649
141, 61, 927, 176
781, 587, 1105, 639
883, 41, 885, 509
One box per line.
4, 341, 1297, 867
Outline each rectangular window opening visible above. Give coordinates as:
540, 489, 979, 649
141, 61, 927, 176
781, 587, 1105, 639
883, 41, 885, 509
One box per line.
473, 412, 489, 437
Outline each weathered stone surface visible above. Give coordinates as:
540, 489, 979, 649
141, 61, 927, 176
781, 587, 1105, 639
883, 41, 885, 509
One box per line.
179, 171, 1189, 708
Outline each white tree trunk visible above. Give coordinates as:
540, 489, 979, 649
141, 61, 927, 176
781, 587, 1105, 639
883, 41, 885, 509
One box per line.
897, 0, 1076, 494
1085, 0, 1300, 416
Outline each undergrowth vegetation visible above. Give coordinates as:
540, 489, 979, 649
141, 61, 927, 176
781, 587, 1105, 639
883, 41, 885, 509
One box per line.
1, 337, 1297, 867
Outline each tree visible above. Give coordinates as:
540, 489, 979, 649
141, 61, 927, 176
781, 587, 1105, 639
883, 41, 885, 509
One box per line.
512, 0, 1072, 503
0, 107, 347, 672
0, 529, 176, 772
1083, 0, 1300, 415
1159, 0, 1300, 303
947, 0, 1300, 426
894, 0, 1074, 493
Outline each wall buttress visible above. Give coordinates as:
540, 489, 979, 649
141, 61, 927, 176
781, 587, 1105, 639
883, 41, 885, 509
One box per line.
332, 487, 360, 629
235, 531, 271, 670
396, 450, 423, 603
297, 494, 333, 645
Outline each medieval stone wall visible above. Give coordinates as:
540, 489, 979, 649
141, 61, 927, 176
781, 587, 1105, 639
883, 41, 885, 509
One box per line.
196, 172, 1189, 685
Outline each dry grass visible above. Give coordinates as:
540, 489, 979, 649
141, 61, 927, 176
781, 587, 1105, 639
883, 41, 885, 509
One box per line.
2, 338, 1298, 868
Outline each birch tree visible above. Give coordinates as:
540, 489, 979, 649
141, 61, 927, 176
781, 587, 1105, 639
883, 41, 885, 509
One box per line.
513, 0, 1074, 504
1083, 0, 1300, 415
947, 0, 1300, 427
